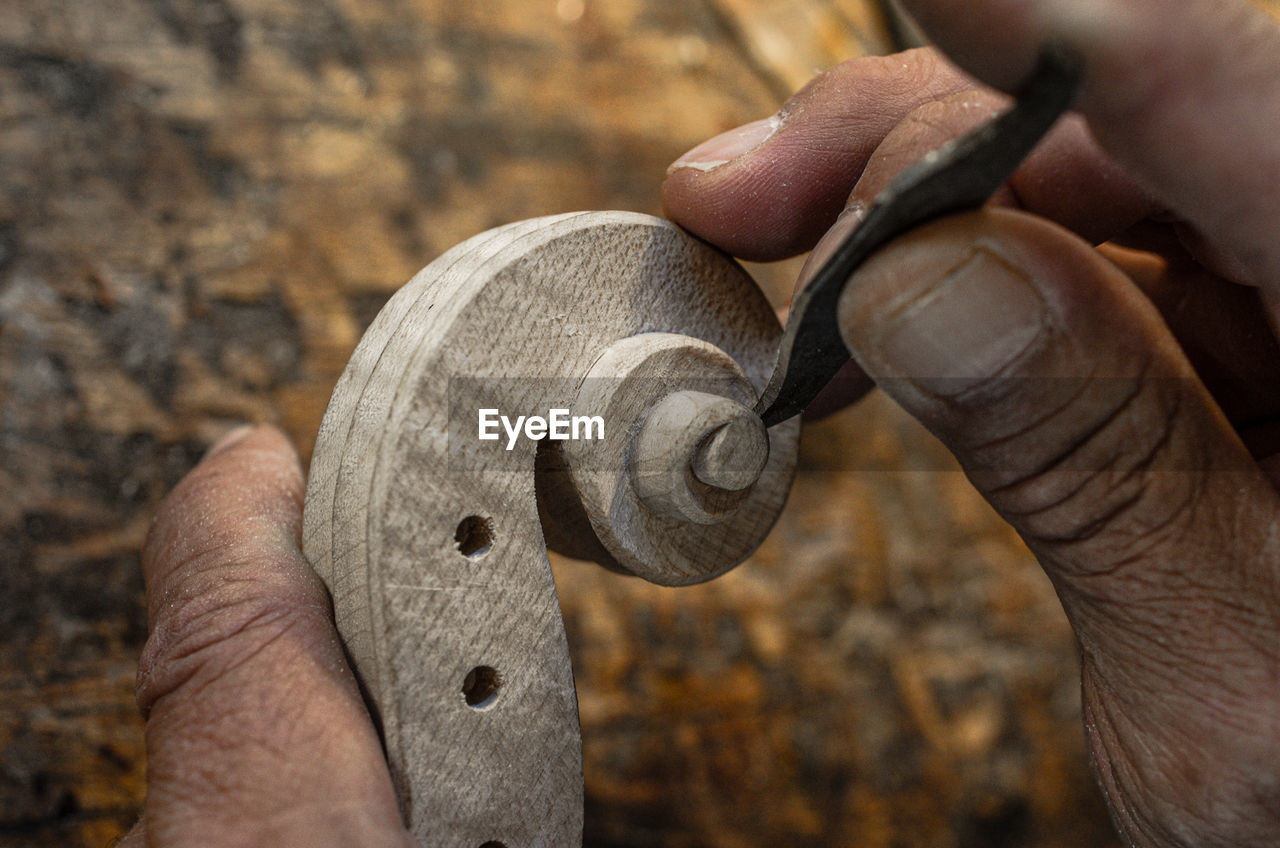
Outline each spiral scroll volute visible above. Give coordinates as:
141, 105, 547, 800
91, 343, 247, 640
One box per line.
545, 331, 797, 586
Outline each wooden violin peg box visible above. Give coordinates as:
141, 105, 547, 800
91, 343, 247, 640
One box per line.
302, 211, 800, 847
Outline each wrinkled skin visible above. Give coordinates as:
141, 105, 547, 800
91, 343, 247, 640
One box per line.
129, 2, 1280, 846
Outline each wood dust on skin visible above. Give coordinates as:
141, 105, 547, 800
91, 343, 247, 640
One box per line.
14, 0, 1280, 844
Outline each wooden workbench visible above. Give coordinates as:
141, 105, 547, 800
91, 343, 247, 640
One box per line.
3, 2, 1276, 845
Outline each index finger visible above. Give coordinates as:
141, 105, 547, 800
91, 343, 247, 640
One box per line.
662, 47, 1154, 263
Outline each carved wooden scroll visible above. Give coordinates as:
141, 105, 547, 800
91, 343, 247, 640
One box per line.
303, 211, 800, 846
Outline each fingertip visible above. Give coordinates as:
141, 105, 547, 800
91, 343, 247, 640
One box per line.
205, 423, 256, 459
144, 423, 305, 594
662, 159, 839, 261
837, 210, 1056, 404
834, 205, 1267, 566
662, 48, 974, 262
662, 120, 829, 262
197, 424, 304, 513
202, 423, 297, 466
666, 115, 782, 174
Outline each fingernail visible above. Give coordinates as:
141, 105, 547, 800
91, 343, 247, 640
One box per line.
205, 424, 255, 459
668, 115, 781, 173
869, 247, 1046, 397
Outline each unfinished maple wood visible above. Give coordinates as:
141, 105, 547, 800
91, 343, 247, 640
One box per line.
563, 331, 795, 584
302, 211, 799, 846
635, 389, 770, 517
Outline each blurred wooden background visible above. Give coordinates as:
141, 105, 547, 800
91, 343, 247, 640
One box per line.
4, 1, 1277, 845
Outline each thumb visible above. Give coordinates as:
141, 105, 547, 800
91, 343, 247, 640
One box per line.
137, 425, 411, 848
838, 208, 1280, 844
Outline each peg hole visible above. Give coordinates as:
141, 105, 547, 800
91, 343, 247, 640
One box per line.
455, 515, 493, 558
463, 665, 502, 709
478, 842, 508, 848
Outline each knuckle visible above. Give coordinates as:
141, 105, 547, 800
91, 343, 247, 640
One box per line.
791, 46, 965, 121
137, 507, 325, 717
860, 91, 1000, 192
136, 560, 318, 717
870, 46, 953, 97
973, 373, 1208, 572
